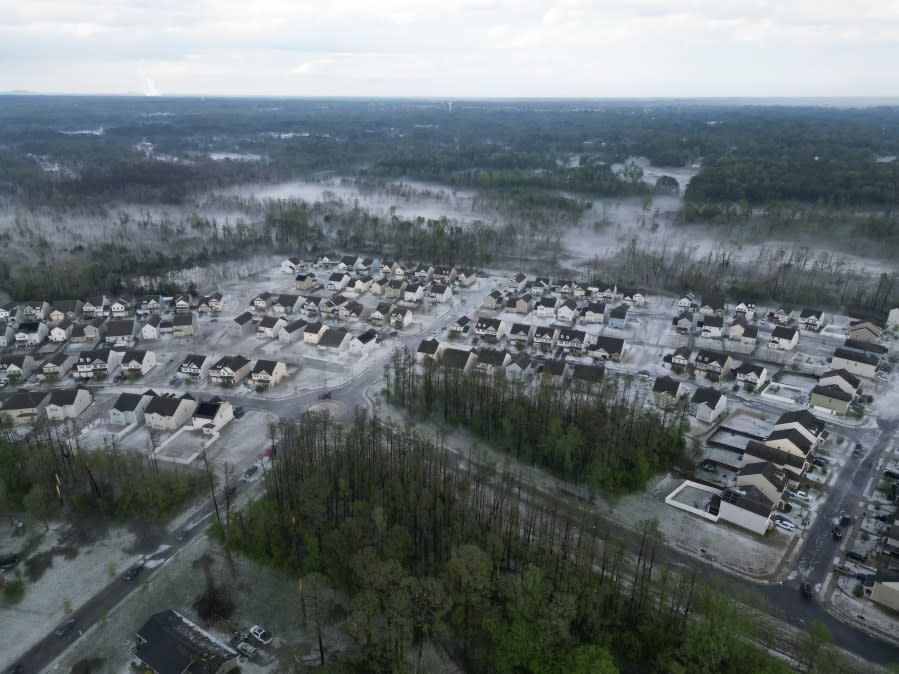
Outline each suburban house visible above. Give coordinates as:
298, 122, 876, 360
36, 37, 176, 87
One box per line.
588, 336, 625, 361
353, 276, 373, 293
440, 347, 477, 373
700, 314, 724, 338
350, 329, 378, 355
281, 256, 303, 274
327, 272, 351, 291
416, 338, 445, 363
733, 301, 756, 321
507, 272, 527, 292
173, 295, 192, 313
450, 315, 471, 335
272, 294, 302, 315
103, 319, 136, 346
771, 409, 826, 452
370, 302, 394, 326
609, 304, 628, 329
22, 300, 49, 321
870, 572, 899, 613
456, 269, 477, 287
690, 387, 726, 424
0, 354, 34, 384
817, 369, 861, 399
48, 300, 83, 323
316, 253, 336, 269
203, 292, 223, 313
192, 397, 234, 434
506, 352, 532, 379
673, 311, 693, 333
340, 255, 363, 273
734, 362, 768, 390
841, 338, 888, 359
536, 296, 557, 318
557, 328, 587, 352
177, 354, 208, 382
507, 294, 534, 315
137, 295, 164, 316
251, 292, 274, 311
295, 273, 318, 290
121, 349, 157, 377
40, 352, 75, 380
47, 318, 74, 343
109, 390, 155, 426
481, 290, 504, 310
595, 283, 617, 303
81, 297, 107, 319
386, 279, 407, 299
768, 326, 799, 351
0, 302, 18, 323
428, 283, 453, 303
652, 375, 683, 409
743, 440, 807, 486
141, 316, 162, 340
303, 322, 327, 345
693, 350, 733, 380
0, 391, 51, 425
736, 461, 787, 510
145, 393, 197, 431
671, 346, 691, 371
699, 295, 726, 317
303, 296, 324, 317
230, 311, 255, 337
475, 348, 511, 373
0, 322, 13, 347
848, 319, 883, 344
172, 313, 198, 337
507, 323, 533, 346
403, 283, 425, 303
252, 360, 287, 389
799, 308, 824, 331
414, 263, 434, 281
831, 347, 879, 379
583, 301, 606, 324
677, 293, 695, 312
15, 321, 48, 348
369, 277, 389, 296
810, 384, 853, 415
620, 288, 646, 306
338, 301, 365, 322
208, 355, 252, 386
728, 320, 758, 345
573, 284, 589, 299
109, 298, 133, 318
571, 364, 605, 389
320, 328, 351, 351
771, 307, 792, 325
391, 307, 413, 329
45, 387, 92, 421
541, 359, 569, 383
433, 266, 458, 283
257, 315, 288, 339
474, 317, 505, 341
279, 319, 307, 344
554, 280, 572, 296
533, 326, 558, 350
76, 349, 122, 379
717, 486, 775, 536
557, 299, 579, 323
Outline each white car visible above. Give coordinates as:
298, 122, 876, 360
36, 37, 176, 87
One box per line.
236, 641, 258, 658
776, 521, 795, 532
249, 625, 272, 645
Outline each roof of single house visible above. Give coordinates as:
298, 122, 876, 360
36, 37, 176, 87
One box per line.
543, 360, 567, 376
48, 387, 88, 407
304, 321, 324, 334
135, 609, 237, 674
695, 349, 730, 366
653, 375, 681, 395
800, 308, 823, 319
771, 325, 798, 340
735, 361, 766, 377
77, 349, 111, 364
820, 369, 861, 389
417, 338, 441, 355
812, 384, 853, 402
703, 315, 724, 328
1, 391, 49, 411
538, 296, 557, 308
721, 485, 774, 517
476, 317, 502, 330
738, 460, 787, 491
766, 427, 812, 453
194, 399, 226, 419
509, 323, 531, 336
113, 392, 145, 412
44, 352, 71, 367
591, 336, 624, 356
743, 440, 806, 470
586, 301, 606, 313
319, 328, 349, 348
122, 349, 149, 364
233, 311, 254, 325
212, 355, 250, 372
258, 316, 284, 329
282, 319, 307, 334
252, 359, 283, 376
16, 321, 42, 333
275, 294, 300, 307
691, 387, 723, 408
572, 364, 605, 383
673, 346, 692, 359
609, 304, 629, 318
701, 294, 726, 310
355, 329, 377, 345
775, 409, 826, 436
534, 326, 557, 339
105, 319, 134, 337
145, 393, 194, 417
441, 347, 473, 370
172, 314, 194, 327
476, 348, 509, 367
558, 328, 586, 342
843, 338, 888, 355
180, 354, 206, 369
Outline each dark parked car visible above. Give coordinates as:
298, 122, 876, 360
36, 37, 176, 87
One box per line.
839, 513, 851, 526
800, 581, 813, 598
0, 553, 18, 569
55, 618, 76, 637
832, 526, 843, 540
847, 550, 868, 563
243, 465, 259, 479
318, 391, 332, 400
123, 564, 144, 581
234, 407, 245, 419
884, 469, 899, 480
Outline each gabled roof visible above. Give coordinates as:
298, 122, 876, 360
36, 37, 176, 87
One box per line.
77, 348, 111, 364
145, 393, 194, 417
820, 369, 860, 389
812, 384, 852, 402
355, 329, 377, 345
105, 319, 135, 337
533, 326, 557, 339
329, 272, 349, 282
282, 319, 307, 334
275, 293, 300, 307
766, 427, 812, 452
538, 296, 557, 308
48, 387, 88, 407
560, 298, 577, 310
258, 316, 284, 329
233, 311, 254, 325
843, 338, 888, 355
319, 328, 349, 348
700, 293, 725, 310
572, 364, 605, 383
509, 323, 531, 336
374, 302, 394, 315
476, 317, 502, 330
653, 375, 681, 395
122, 349, 149, 364
304, 321, 324, 334
1, 391, 48, 411
180, 354, 206, 369
543, 360, 567, 377
703, 315, 724, 328
16, 321, 42, 333
441, 347, 473, 370
800, 308, 823, 319
609, 304, 628, 318
135, 609, 237, 674
212, 355, 250, 372
673, 346, 691, 359
113, 392, 145, 412
417, 338, 441, 355
735, 361, 766, 377
252, 359, 283, 376
695, 349, 730, 366
586, 301, 606, 313
739, 460, 786, 491
774, 409, 826, 436
475, 348, 509, 367
43, 352, 71, 367
558, 328, 586, 342
743, 440, 806, 471
771, 326, 798, 340
691, 387, 723, 408
172, 314, 195, 327
721, 485, 774, 517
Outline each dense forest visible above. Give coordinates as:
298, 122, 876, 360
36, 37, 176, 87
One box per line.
383, 348, 689, 494
222, 411, 847, 673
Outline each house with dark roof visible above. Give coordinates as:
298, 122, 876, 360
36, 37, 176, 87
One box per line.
799, 308, 823, 331
441, 347, 476, 373
257, 315, 287, 339
742, 439, 806, 486
699, 294, 726, 317
768, 325, 798, 351
541, 359, 569, 383
45, 386, 92, 421
76, 348, 122, 379
557, 328, 587, 353
535, 296, 557, 319
737, 461, 787, 509
717, 485, 775, 535
0, 391, 51, 425
670, 346, 691, 371
122, 349, 157, 377
765, 427, 813, 460
416, 338, 444, 363
652, 376, 682, 409
673, 311, 693, 333
831, 347, 879, 379
533, 326, 558, 351
571, 364, 605, 389
350, 328, 379, 355
319, 328, 351, 351
583, 301, 606, 324
817, 369, 861, 399
474, 317, 505, 341
734, 362, 768, 390
475, 348, 511, 373
690, 387, 726, 424
507, 322, 533, 346
103, 319, 137, 346
810, 384, 853, 416
145, 393, 197, 431
557, 299, 579, 323
178, 355, 208, 382
450, 315, 471, 335
134, 608, 239, 674
608, 304, 629, 329
208, 355, 252, 386
40, 352, 75, 380
728, 320, 758, 345
14, 321, 48, 348
229, 311, 254, 337
700, 314, 724, 338
694, 350, 732, 380
0, 354, 34, 384
588, 336, 625, 361
252, 360, 287, 389
192, 397, 234, 433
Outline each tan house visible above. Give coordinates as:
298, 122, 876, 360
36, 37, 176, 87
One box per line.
145, 393, 198, 431
251, 360, 287, 389
831, 347, 878, 379
303, 322, 327, 345
45, 387, 93, 421
208, 355, 252, 386
122, 349, 157, 377
0, 391, 50, 425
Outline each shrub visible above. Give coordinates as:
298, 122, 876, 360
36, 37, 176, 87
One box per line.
2, 579, 25, 603
194, 586, 235, 621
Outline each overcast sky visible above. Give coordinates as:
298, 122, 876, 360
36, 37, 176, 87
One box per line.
2, 0, 899, 97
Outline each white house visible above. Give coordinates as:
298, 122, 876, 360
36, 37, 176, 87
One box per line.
121, 349, 157, 377
15, 321, 48, 348
734, 362, 768, 390
583, 301, 606, 324
178, 354, 208, 382
281, 256, 303, 274
192, 397, 234, 434
145, 393, 198, 431
251, 360, 287, 389
717, 486, 775, 536
690, 387, 726, 424
141, 316, 162, 341
172, 313, 198, 337
0, 391, 50, 425
257, 315, 287, 339
209, 355, 252, 386
109, 390, 155, 426
319, 327, 351, 351
75, 348, 122, 379
45, 387, 92, 421
768, 326, 799, 351
327, 272, 351, 291
428, 284, 453, 303
272, 294, 302, 315
391, 308, 413, 329
831, 347, 878, 379
279, 319, 307, 344
700, 315, 725, 338
536, 297, 557, 318
556, 299, 578, 323
48, 318, 74, 343
799, 308, 823, 331
733, 301, 756, 321
350, 329, 379, 355
230, 311, 254, 337
403, 283, 425, 303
